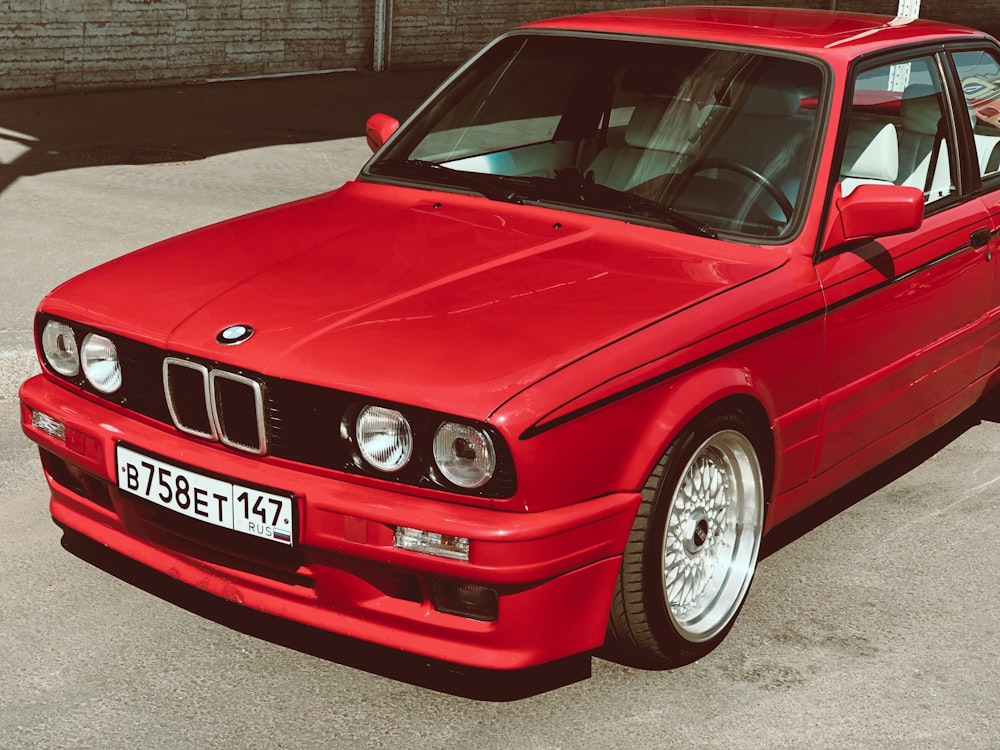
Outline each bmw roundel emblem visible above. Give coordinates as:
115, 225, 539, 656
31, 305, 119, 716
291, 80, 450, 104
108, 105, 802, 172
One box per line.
216, 324, 254, 345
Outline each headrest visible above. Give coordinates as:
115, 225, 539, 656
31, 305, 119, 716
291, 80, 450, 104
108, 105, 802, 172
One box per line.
901, 83, 942, 136
622, 68, 681, 97
740, 84, 802, 117
841, 118, 899, 182
624, 98, 701, 150
738, 62, 817, 117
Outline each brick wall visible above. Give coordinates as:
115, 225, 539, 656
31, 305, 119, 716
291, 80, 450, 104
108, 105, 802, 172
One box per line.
391, 0, 834, 68
1, 0, 999, 94
835, 0, 1000, 35
0, 0, 374, 92
392, 1, 653, 68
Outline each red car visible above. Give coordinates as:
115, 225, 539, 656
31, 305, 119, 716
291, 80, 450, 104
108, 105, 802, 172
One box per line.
20, 6, 1000, 670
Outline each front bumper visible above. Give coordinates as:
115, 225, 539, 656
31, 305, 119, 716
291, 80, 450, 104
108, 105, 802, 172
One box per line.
20, 374, 640, 669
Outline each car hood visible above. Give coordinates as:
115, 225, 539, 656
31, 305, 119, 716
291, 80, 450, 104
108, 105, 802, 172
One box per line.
45, 180, 786, 419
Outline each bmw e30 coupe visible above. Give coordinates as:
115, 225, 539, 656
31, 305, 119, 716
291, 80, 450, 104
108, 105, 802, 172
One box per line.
20, 6, 1000, 669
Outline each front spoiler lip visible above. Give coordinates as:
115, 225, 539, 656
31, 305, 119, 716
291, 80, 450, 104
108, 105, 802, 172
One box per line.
47, 489, 625, 669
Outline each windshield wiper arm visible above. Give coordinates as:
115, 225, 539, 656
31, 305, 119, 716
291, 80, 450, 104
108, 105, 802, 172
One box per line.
370, 159, 526, 203
370, 162, 715, 237
510, 169, 719, 240
571, 180, 718, 239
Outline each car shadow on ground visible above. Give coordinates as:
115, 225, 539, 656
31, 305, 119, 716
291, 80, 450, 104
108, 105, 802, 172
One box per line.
58, 528, 592, 701
0, 70, 446, 198
57, 394, 998, 698
758, 398, 993, 561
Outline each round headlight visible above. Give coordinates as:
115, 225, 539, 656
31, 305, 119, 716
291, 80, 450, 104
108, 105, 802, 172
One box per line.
356, 405, 413, 473
433, 422, 496, 489
41, 320, 80, 377
81, 333, 122, 393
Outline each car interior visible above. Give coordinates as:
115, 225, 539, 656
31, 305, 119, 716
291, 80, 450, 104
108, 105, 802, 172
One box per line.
839, 57, 1000, 204
383, 38, 825, 239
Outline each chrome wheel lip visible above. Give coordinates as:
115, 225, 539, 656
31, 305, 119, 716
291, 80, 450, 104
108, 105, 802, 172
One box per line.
661, 429, 764, 643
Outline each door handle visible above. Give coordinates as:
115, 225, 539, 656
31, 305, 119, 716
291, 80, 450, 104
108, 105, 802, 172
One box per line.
971, 227, 993, 260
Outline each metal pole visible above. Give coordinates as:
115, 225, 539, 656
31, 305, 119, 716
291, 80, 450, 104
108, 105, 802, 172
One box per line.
373, 0, 393, 72
896, 0, 921, 20
888, 0, 921, 91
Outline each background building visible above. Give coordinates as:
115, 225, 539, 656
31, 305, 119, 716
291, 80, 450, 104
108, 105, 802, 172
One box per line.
1, 0, 998, 94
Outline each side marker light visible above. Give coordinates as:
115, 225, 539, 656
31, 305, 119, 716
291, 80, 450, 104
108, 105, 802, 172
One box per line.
31, 409, 66, 442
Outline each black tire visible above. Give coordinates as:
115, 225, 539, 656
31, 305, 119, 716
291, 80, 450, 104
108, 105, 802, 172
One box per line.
607, 409, 767, 667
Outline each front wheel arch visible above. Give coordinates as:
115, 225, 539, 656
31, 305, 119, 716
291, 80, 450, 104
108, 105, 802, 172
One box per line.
606, 402, 772, 667
706, 395, 774, 497
638, 393, 774, 503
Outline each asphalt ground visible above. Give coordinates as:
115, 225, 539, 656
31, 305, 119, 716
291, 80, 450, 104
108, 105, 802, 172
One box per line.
1, 72, 999, 749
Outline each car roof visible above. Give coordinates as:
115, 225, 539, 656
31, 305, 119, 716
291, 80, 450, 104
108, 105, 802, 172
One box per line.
519, 5, 991, 59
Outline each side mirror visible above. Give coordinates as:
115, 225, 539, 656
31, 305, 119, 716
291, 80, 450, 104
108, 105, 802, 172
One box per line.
822, 183, 924, 254
365, 113, 400, 153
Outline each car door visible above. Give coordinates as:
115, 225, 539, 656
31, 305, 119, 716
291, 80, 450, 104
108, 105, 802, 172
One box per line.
814, 51, 995, 478
951, 45, 1000, 383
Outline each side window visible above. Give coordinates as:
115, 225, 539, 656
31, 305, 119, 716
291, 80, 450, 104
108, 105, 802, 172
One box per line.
839, 55, 956, 206
952, 49, 1000, 180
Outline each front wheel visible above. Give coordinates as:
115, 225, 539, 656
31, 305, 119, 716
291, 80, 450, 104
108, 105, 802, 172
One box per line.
607, 410, 766, 667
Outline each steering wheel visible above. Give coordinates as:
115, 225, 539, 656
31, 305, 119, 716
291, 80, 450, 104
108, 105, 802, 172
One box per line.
679, 158, 794, 221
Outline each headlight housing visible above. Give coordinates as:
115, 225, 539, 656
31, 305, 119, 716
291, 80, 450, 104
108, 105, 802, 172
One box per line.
356, 405, 413, 472
37, 316, 127, 398
41, 320, 80, 377
81, 333, 122, 393
433, 421, 496, 489
347, 404, 512, 496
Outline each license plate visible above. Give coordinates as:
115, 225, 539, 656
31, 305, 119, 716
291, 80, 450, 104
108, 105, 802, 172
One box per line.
115, 444, 295, 546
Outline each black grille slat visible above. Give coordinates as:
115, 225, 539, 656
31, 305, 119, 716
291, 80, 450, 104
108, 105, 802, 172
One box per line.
211, 371, 264, 453
266, 379, 351, 469
118, 338, 171, 422
215, 378, 259, 447
165, 360, 214, 438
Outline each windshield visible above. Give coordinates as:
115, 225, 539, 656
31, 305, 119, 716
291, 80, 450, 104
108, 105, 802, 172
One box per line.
366, 33, 824, 240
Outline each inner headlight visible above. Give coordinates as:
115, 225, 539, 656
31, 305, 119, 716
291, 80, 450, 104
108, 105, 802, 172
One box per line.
433, 422, 496, 489
41, 320, 80, 377
81, 333, 122, 393
356, 405, 413, 473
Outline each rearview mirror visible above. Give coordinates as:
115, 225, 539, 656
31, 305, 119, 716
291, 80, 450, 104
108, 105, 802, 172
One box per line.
823, 183, 924, 254
365, 113, 400, 153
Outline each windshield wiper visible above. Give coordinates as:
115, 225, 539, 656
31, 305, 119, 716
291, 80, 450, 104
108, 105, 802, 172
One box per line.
369, 159, 527, 204
591, 183, 717, 239
558, 178, 718, 239
370, 161, 716, 238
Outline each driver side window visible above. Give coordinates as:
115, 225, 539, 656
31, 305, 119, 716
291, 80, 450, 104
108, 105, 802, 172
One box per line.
839, 56, 956, 206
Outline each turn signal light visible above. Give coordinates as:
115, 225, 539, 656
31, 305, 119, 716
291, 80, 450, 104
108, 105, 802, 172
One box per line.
394, 526, 470, 561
